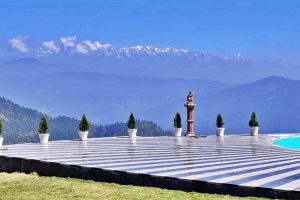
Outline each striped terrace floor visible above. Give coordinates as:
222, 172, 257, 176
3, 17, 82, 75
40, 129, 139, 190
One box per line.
1, 135, 300, 193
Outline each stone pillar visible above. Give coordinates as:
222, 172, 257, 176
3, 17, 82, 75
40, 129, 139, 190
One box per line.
184, 91, 196, 137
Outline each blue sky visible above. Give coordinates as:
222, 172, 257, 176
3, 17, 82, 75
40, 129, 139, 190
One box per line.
1, 0, 300, 63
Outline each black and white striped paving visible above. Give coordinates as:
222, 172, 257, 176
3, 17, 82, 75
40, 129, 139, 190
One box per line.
1, 135, 300, 192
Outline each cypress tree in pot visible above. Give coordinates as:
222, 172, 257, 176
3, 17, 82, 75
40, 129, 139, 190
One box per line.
38, 117, 50, 144
216, 114, 225, 137
127, 113, 137, 138
79, 114, 90, 141
173, 112, 182, 137
249, 112, 259, 136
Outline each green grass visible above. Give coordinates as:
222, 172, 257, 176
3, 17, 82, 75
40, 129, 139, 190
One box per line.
0, 172, 268, 200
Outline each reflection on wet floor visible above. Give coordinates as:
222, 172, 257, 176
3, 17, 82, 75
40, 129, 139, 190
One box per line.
1, 134, 300, 191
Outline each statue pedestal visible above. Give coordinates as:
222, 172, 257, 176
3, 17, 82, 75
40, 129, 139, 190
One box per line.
186, 132, 196, 137
185, 102, 196, 137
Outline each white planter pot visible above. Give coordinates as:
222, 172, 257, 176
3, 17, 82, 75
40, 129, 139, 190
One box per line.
250, 127, 259, 136
79, 131, 89, 141
173, 127, 182, 137
128, 129, 137, 138
0, 137, 3, 147
39, 133, 50, 144
216, 128, 225, 137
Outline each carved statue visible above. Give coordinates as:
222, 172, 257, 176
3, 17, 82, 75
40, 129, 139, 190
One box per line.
187, 91, 194, 103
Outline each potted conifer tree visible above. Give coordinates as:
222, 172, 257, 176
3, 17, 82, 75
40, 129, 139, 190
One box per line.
173, 112, 182, 137
38, 117, 49, 144
79, 114, 90, 141
127, 113, 137, 138
249, 112, 259, 136
216, 114, 225, 137
0, 119, 3, 147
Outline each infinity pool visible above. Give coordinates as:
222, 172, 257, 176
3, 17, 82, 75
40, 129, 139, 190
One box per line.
273, 136, 300, 149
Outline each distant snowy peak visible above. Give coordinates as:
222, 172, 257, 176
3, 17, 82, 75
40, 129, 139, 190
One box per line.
118, 45, 195, 57
234, 53, 253, 61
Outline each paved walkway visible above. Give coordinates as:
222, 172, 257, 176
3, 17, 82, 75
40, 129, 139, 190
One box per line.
1, 135, 300, 192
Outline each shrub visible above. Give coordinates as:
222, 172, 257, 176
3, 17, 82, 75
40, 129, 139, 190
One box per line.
173, 112, 182, 128
39, 117, 48, 134
79, 114, 90, 131
127, 113, 136, 129
216, 114, 224, 128
249, 112, 259, 127
0, 119, 3, 136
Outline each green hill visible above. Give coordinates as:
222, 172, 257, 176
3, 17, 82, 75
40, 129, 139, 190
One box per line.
0, 97, 171, 145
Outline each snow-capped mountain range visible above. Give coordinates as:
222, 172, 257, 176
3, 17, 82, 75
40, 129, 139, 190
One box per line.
4, 35, 295, 84
115, 45, 218, 61
9, 36, 250, 62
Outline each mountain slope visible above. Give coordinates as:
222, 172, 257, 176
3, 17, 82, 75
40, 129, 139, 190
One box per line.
0, 71, 231, 124
143, 76, 300, 134
0, 98, 83, 144
0, 97, 170, 145
200, 76, 300, 133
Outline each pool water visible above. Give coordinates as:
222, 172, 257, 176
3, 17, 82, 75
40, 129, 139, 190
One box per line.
273, 136, 300, 149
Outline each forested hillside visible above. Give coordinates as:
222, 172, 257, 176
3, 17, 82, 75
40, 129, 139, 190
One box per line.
0, 97, 170, 144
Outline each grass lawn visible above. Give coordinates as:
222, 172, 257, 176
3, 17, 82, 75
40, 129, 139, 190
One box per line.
0, 172, 268, 200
